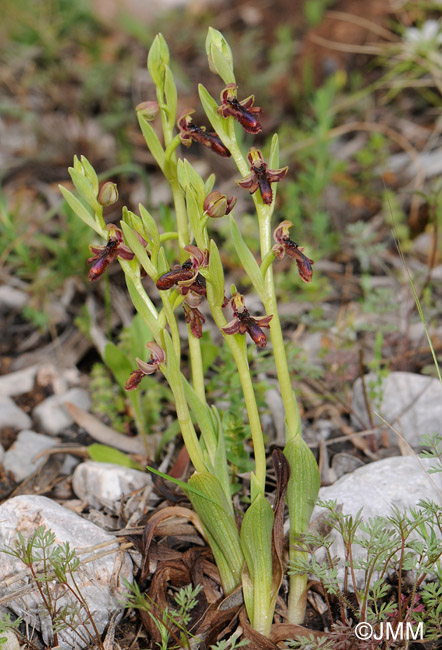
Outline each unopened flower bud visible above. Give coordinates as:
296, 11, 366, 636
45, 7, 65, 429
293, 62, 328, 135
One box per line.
98, 182, 119, 206
204, 191, 237, 218
136, 100, 160, 121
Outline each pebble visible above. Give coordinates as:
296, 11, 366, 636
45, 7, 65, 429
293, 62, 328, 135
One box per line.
33, 388, 91, 436
0, 495, 133, 650
3, 430, 57, 482
352, 371, 442, 448
0, 365, 38, 397
0, 396, 31, 431
72, 461, 152, 510
311, 456, 442, 588
0, 286, 28, 312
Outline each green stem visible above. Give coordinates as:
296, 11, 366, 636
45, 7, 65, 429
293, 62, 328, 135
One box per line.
258, 210, 300, 441
210, 305, 266, 496
161, 292, 182, 363
287, 562, 308, 625
188, 332, 206, 402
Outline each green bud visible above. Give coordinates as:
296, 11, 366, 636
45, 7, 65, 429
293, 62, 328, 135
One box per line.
98, 182, 118, 206
147, 33, 170, 88
135, 100, 160, 121
205, 27, 235, 85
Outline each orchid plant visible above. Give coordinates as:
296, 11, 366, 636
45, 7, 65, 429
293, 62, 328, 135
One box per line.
60, 28, 320, 637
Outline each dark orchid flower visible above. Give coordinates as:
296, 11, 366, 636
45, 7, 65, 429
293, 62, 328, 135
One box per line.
177, 109, 231, 158
217, 84, 262, 134
184, 302, 206, 339
88, 224, 135, 282
237, 148, 288, 205
125, 342, 165, 391
222, 293, 273, 348
156, 246, 209, 297
272, 220, 314, 283
204, 191, 237, 218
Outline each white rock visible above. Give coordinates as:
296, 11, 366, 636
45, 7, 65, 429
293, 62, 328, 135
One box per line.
0, 365, 38, 397
0, 396, 31, 430
312, 456, 442, 588
72, 461, 152, 510
3, 430, 57, 482
0, 495, 132, 650
0, 286, 28, 312
352, 371, 442, 448
33, 388, 91, 435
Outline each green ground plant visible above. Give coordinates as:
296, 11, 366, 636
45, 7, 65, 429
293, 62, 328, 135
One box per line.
287, 500, 442, 648
62, 28, 320, 635
1, 526, 106, 650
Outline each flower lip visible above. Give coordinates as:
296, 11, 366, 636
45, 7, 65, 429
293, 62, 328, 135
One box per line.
218, 83, 262, 134
156, 248, 208, 295
184, 302, 206, 339
272, 220, 314, 283
237, 148, 288, 206
222, 293, 273, 348
124, 341, 165, 391
87, 224, 134, 282
177, 108, 231, 158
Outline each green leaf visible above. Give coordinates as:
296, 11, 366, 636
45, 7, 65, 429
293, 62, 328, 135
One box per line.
200, 331, 219, 373
88, 444, 144, 470
124, 273, 161, 340
164, 64, 177, 125
129, 313, 153, 362
147, 33, 169, 87
207, 239, 225, 308
284, 436, 320, 540
121, 221, 158, 280
185, 187, 204, 250
198, 84, 230, 142
80, 155, 99, 195
209, 43, 236, 85
230, 216, 266, 302
137, 113, 165, 171
268, 133, 280, 171
188, 472, 244, 594
240, 495, 274, 634
59, 186, 105, 237
184, 159, 206, 205
182, 377, 217, 461
68, 167, 98, 207
104, 342, 133, 390
139, 204, 160, 252
205, 173, 216, 196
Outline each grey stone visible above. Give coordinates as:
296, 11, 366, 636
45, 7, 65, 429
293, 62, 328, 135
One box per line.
0, 365, 38, 397
0, 495, 133, 650
311, 456, 442, 588
0, 443, 4, 465
33, 388, 91, 435
3, 430, 57, 482
0, 396, 31, 431
72, 461, 152, 510
0, 286, 28, 312
352, 371, 442, 448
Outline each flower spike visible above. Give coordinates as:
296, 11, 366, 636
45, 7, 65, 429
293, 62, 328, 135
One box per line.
125, 342, 165, 391
222, 293, 273, 348
237, 148, 288, 205
273, 220, 314, 283
177, 109, 231, 158
218, 84, 262, 134
88, 224, 135, 282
